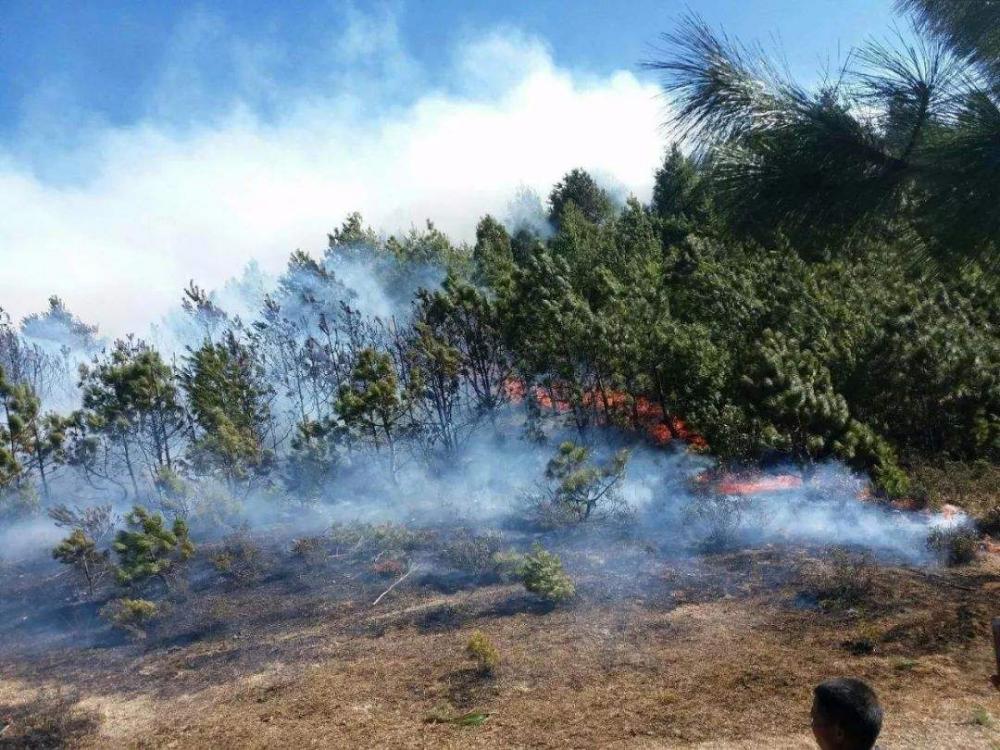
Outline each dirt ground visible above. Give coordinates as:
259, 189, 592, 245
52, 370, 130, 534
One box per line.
1, 533, 998, 749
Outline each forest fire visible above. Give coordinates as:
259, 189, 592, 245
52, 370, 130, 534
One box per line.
715, 474, 804, 495
502, 378, 707, 449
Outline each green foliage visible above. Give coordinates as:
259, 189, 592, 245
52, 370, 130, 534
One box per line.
548, 168, 615, 227
518, 544, 576, 603
0, 366, 66, 500
100, 597, 158, 638
78, 338, 184, 497
532, 441, 630, 524
472, 215, 515, 288
112, 506, 194, 587
181, 332, 274, 485
336, 348, 407, 473
648, 11, 1000, 260
52, 528, 110, 595
466, 629, 501, 674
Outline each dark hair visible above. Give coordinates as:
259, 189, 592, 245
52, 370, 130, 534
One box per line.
813, 678, 883, 749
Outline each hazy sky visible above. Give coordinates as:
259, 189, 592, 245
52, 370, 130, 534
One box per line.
0, 0, 899, 335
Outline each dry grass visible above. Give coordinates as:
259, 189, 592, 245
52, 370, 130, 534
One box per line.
0, 531, 998, 749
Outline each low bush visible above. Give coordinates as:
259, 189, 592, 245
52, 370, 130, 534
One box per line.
100, 597, 158, 639
688, 493, 749, 552
842, 622, 881, 655
810, 550, 878, 611
927, 526, 980, 566
518, 544, 575, 603
212, 528, 264, 584
113, 506, 194, 588
370, 522, 437, 553
466, 630, 501, 674
439, 530, 504, 574
291, 535, 325, 561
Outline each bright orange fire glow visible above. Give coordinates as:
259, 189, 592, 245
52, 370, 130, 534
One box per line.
716, 475, 803, 495
503, 378, 707, 449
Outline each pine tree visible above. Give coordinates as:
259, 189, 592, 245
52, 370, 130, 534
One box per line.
112, 505, 194, 588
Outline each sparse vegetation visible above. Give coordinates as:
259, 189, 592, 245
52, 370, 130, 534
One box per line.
927, 526, 981, 566
439, 530, 504, 575
0, 690, 100, 749
808, 550, 879, 612
466, 629, 501, 675
212, 528, 265, 585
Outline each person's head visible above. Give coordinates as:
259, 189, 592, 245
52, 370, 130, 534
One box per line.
811, 678, 883, 750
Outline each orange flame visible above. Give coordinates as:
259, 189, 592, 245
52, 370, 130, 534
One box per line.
503, 378, 707, 449
716, 475, 803, 495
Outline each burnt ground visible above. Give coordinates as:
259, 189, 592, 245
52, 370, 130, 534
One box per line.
0, 526, 998, 749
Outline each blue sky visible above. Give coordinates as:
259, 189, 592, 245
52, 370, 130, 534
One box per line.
2, 1, 895, 160
0, 0, 901, 333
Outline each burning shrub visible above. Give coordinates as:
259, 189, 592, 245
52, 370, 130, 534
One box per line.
439, 530, 504, 574
113, 506, 195, 588
518, 544, 575, 603
927, 526, 980, 566
52, 528, 111, 596
466, 630, 501, 674
100, 597, 158, 639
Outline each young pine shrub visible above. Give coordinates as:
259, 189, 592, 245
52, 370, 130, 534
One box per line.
466, 630, 501, 675
100, 597, 158, 639
113, 505, 195, 588
527, 442, 630, 528
518, 544, 575, 603
52, 528, 110, 596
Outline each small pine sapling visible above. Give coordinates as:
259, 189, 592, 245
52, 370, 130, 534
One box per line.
52, 528, 110, 596
113, 505, 194, 588
466, 630, 501, 675
518, 544, 575, 603
100, 598, 158, 639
